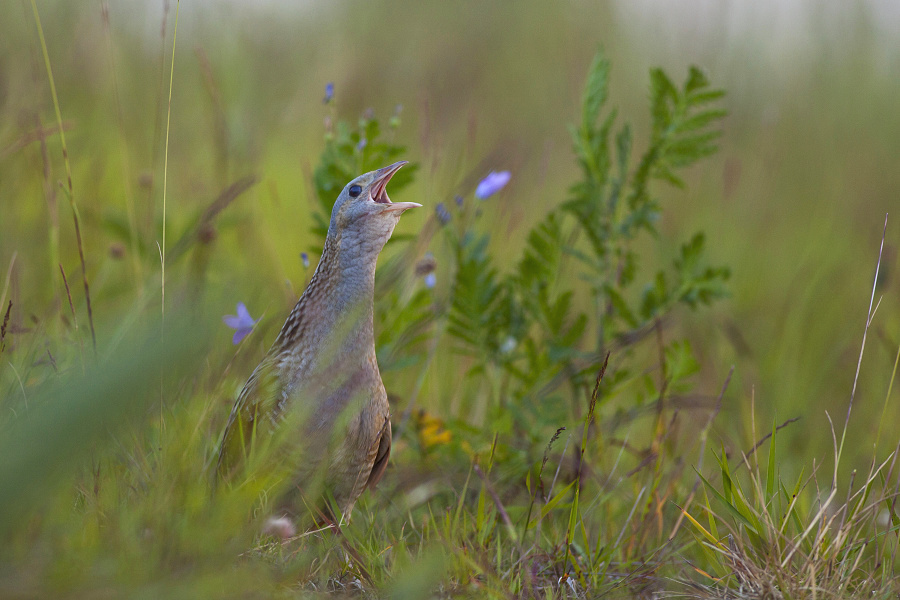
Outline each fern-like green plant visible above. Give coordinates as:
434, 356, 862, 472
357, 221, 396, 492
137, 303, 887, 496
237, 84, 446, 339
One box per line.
443, 49, 729, 436
446, 233, 507, 367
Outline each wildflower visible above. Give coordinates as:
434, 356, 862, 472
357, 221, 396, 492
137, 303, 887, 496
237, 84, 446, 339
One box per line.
357, 137, 367, 152
415, 252, 436, 276
435, 202, 451, 225
454, 195, 463, 207
323, 82, 334, 104
424, 272, 436, 289
414, 408, 452, 449
223, 302, 258, 345
475, 170, 511, 200
300, 252, 310, 269
499, 335, 516, 354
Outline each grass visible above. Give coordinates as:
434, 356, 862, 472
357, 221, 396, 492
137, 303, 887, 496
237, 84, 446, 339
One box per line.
2, 3, 900, 598
682, 221, 900, 599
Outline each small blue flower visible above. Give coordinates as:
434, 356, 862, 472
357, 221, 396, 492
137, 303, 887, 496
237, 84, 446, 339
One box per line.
454, 195, 463, 207
301, 252, 310, 269
223, 302, 258, 345
475, 171, 511, 200
323, 82, 334, 104
424, 272, 436, 289
435, 202, 451, 225
357, 137, 367, 151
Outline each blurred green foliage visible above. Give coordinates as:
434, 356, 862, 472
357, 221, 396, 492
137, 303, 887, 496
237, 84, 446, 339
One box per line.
1, 1, 899, 597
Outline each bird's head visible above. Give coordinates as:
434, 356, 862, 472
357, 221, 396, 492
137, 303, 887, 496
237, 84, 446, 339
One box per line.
328, 161, 420, 256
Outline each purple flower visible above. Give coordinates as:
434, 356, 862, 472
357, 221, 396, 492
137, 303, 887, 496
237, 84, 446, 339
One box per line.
424, 272, 436, 289
301, 252, 310, 269
475, 171, 511, 200
357, 137, 367, 151
454, 195, 463, 207
435, 202, 451, 225
223, 302, 258, 345
323, 82, 334, 104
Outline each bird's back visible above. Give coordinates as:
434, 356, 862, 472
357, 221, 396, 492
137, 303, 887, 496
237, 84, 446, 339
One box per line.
215, 160, 416, 519
215, 274, 391, 515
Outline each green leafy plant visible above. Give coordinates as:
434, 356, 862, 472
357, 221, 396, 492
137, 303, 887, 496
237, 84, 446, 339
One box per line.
443, 51, 729, 435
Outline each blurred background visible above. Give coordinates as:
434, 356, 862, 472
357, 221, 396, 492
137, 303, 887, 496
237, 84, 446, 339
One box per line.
2, 0, 899, 471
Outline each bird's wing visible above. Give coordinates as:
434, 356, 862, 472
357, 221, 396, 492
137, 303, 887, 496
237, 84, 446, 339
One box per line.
364, 414, 391, 491
216, 356, 284, 478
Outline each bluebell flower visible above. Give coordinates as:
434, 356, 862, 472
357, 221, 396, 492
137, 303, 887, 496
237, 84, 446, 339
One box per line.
323, 82, 334, 104
424, 272, 436, 289
435, 202, 451, 225
454, 195, 463, 207
301, 252, 310, 268
357, 137, 367, 151
223, 302, 258, 345
475, 171, 511, 200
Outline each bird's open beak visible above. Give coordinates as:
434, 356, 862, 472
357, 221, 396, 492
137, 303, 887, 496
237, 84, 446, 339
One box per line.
371, 161, 421, 212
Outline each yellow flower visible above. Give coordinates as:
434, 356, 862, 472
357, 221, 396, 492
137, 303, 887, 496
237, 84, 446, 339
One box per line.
414, 409, 452, 449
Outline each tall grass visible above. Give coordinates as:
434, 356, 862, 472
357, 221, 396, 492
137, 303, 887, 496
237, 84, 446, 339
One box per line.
683, 218, 900, 598
1, 4, 898, 598
28, 0, 96, 354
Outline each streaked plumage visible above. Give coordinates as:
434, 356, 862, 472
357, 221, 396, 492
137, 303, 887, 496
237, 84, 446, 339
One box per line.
217, 161, 419, 518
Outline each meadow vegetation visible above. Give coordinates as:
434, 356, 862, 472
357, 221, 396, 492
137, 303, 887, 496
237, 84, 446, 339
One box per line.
1, 2, 899, 598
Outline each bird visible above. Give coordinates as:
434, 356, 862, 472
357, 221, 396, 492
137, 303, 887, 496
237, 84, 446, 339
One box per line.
216, 160, 420, 526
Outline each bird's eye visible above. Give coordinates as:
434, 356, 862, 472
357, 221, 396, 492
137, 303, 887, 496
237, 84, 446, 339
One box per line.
348, 184, 362, 198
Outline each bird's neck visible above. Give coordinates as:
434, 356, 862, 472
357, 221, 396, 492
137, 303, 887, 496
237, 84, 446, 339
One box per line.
275, 234, 380, 360
317, 236, 379, 321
